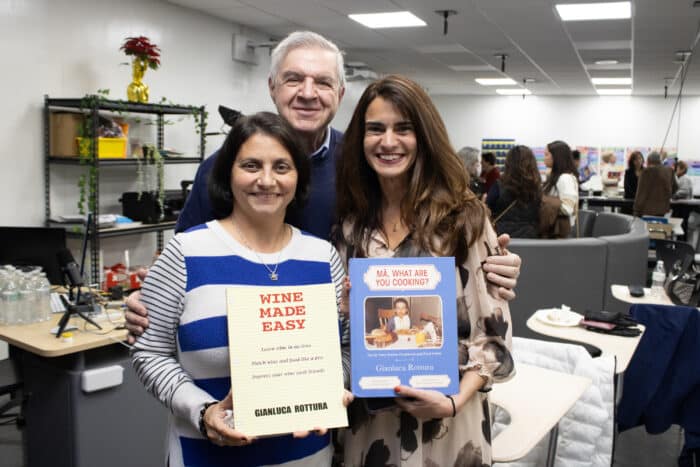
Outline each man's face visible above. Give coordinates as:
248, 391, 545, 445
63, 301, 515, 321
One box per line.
269, 46, 345, 138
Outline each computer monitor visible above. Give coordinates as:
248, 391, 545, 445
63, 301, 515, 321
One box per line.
0, 227, 67, 284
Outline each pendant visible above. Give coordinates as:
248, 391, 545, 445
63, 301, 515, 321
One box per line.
269, 272, 278, 281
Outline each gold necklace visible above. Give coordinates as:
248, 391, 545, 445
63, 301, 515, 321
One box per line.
231, 220, 289, 281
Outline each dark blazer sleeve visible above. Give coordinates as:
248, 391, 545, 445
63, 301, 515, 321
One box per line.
175, 151, 218, 233
486, 182, 500, 209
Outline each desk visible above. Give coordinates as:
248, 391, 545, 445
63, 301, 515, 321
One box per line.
491, 363, 591, 465
0, 314, 128, 357
580, 196, 633, 212
581, 196, 700, 239
526, 314, 644, 373
611, 284, 673, 306
580, 196, 700, 213
0, 313, 167, 467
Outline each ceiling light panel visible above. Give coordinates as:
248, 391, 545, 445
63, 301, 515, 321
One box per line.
579, 48, 631, 63
591, 77, 632, 85
586, 62, 631, 71
575, 40, 631, 50
449, 65, 496, 72
596, 88, 632, 95
415, 44, 469, 54
476, 78, 517, 86
349, 11, 426, 28
555, 2, 631, 21
496, 88, 532, 95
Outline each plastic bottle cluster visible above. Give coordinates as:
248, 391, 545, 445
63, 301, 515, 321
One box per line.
0, 265, 52, 325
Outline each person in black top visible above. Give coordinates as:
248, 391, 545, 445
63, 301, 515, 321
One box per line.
624, 151, 644, 199
622, 151, 644, 214
487, 145, 541, 238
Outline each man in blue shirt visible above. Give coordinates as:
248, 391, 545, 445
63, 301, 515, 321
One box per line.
176, 31, 345, 239
127, 30, 522, 337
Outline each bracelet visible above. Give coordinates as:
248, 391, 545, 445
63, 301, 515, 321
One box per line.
198, 401, 219, 438
445, 395, 456, 417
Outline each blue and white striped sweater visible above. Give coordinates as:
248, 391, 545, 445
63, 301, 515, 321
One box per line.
133, 221, 345, 467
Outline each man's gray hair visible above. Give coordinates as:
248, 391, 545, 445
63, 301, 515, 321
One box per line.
269, 31, 345, 89
647, 151, 662, 165
457, 146, 481, 166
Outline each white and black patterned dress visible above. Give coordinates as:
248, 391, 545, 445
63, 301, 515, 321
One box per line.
338, 218, 514, 467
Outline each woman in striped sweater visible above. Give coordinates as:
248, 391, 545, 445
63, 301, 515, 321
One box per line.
132, 112, 349, 467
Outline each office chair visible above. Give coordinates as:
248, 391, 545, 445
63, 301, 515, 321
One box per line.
654, 239, 696, 274
0, 358, 23, 423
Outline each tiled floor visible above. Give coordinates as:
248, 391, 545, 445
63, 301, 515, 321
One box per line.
614, 425, 684, 467
0, 419, 22, 467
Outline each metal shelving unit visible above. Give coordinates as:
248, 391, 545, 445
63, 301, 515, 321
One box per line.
44, 95, 206, 283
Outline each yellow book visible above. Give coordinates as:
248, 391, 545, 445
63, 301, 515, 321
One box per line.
226, 284, 348, 437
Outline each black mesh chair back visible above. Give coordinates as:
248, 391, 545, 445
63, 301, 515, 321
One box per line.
654, 239, 695, 274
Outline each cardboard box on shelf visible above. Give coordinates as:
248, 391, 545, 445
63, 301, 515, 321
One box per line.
49, 112, 83, 156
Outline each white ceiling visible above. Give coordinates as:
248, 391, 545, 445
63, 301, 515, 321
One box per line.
166, 0, 700, 96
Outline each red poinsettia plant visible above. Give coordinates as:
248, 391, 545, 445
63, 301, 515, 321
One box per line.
120, 36, 161, 70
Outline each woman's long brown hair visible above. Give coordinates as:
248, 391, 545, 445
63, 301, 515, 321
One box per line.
336, 74, 486, 264
501, 145, 542, 203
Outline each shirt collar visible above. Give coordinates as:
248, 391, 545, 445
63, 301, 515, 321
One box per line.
309, 127, 331, 160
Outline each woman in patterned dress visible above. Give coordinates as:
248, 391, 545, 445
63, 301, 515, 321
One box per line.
335, 75, 516, 467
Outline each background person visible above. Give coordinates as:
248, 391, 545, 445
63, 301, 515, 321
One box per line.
487, 145, 541, 238
335, 74, 514, 467
480, 151, 501, 195
573, 149, 593, 184
622, 150, 644, 214
634, 151, 678, 217
624, 151, 644, 199
543, 140, 579, 227
674, 160, 693, 199
131, 112, 349, 467
457, 146, 484, 197
600, 152, 622, 196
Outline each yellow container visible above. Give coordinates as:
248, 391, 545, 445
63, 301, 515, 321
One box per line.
76, 137, 127, 159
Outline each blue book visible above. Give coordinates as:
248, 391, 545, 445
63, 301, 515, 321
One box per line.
349, 257, 458, 398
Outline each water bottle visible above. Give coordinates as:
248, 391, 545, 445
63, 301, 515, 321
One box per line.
651, 260, 666, 299
35, 272, 52, 322
1, 271, 20, 325
18, 271, 35, 324
0, 270, 6, 325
